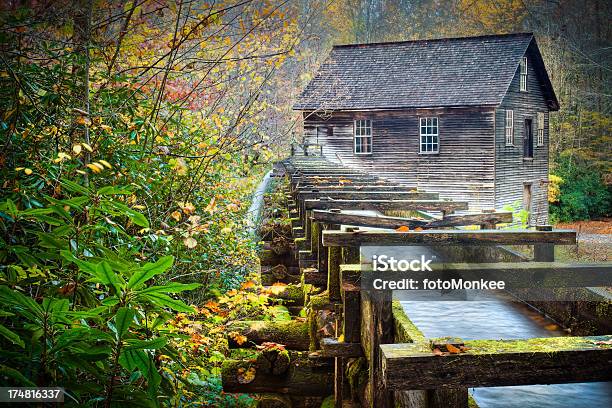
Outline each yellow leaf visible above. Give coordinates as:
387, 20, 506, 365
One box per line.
82, 143, 93, 152
24, 168, 33, 175
171, 210, 182, 221
98, 159, 112, 169
205, 197, 216, 214
92, 162, 105, 171
86, 163, 101, 173
180, 202, 196, 214
72, 144, 82, 155
15, 167, 24, 171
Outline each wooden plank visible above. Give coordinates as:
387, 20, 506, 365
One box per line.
312, 210, 513, 229
381, 336, 612, 389
298, 191, 438, 201
305, 199, 468, 212
362, 289, 394, 407
296, 185, 409, 192
320, 338, 364, 358
322, 229, 577, 247
341, 282, 361, 343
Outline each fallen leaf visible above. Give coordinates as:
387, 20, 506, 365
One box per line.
414, 227, 424, 231
236, 367, 256, 384
432, 348, 443, 356
446, 344, 462, 354
396, 225, 410, 232
183, 237, 197, 249
171, 210, 182, 221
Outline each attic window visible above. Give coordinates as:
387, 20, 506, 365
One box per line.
505, 110, 514, 145
419, 117, 439, 154
354, 119, 372, 154
537, 112, 545, 146
520, 57, 528, 92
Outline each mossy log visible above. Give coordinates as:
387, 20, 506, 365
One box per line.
227, 320, 311, 350
257, 348, 291, 375
265, 284, 307, 307
222, 356, 334, 396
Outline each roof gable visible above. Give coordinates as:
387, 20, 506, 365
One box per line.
294, 33, 558, 111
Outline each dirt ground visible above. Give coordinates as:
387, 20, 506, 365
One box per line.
553, 218, 611, 263
555, 218, 612, 235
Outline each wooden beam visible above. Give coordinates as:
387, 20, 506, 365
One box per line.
382, 336, 612, 390
312, 210, 512, 230
320, 338, 364, 358
296, 185, 409, 192
322, 229, 577, 247
298, 191, 438, 201
305, 199, 468, 212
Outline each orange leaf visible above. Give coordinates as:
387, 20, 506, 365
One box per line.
229, 331, 248, 346
241, 280, 256, 290
396, 225, 410, 232
432, 347, 444, 356
446, 344, 462, 354
414, 227, 424, 231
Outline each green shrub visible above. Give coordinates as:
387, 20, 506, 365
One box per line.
550, 153, 611, 222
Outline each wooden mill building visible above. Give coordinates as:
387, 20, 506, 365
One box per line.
293, 33, 559, 224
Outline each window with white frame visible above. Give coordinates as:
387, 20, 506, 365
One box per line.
505, 110, 514, 145
354, 119, 372, 154
419, 117, 439, 153
520, 57, 528, 92
537, 112, 545, 146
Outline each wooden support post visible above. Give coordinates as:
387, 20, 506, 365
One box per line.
335, 357, 344, 408
427, 389, 468, 408
328, 245, 341, 301
310, 220, 320, 266
362, 288, 394, 408
319, 224, 329, 277
535, 225, 555, 262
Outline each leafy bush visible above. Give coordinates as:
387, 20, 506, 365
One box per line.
549, 153, 611, 222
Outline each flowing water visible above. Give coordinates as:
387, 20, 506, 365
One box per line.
400, 297, 612, 408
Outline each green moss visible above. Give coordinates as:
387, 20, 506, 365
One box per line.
320, 395, 334, 408
392, 300, 426, 344
308, 309, 318, 351
468, 394, 480, 408
464, 335, 612, 355
346, 357, 367, 394
307, 290, 329, 309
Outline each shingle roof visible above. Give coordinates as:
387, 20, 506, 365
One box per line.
293, 33, 558, 111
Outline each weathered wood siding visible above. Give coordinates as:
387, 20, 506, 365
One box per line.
303, 108, 496, 211
495, 44, 550, 224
